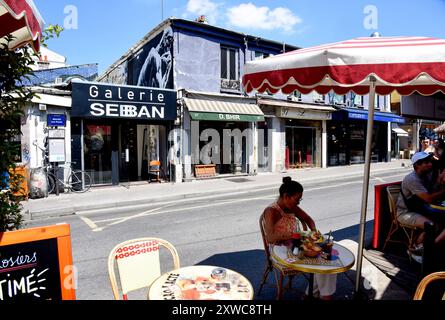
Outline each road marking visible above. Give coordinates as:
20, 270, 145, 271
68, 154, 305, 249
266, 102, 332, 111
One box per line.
87, 172, 407, 226
107, 204, 173, 227
79, 216, 103, 232
92, 195, 277, 224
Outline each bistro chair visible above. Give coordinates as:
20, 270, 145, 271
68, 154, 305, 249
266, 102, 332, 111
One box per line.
108, 237, 180, 300
413, 271, 445, 300
258, 213, 302, 300
382, 184, 419, 252
148, 160, 162, 183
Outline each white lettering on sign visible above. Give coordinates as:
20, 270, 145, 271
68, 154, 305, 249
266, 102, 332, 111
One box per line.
219, 114, 240, 121
90, 103, 105, 116
106, 104, 119, 117
88, 103, 165, 119
0, 268, 49, 300
88, 86, 163, 103
89, 85, 99, 98
0, 252, 37, 270
120, 105, 138, 117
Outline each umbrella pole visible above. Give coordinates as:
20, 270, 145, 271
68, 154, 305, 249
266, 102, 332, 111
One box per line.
354, 77, 377, 297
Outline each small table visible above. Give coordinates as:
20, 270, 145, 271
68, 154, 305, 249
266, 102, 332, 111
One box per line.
271, 242, 355, 298
148, 265, 254, 300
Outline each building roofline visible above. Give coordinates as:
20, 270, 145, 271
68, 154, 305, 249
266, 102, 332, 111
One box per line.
97, 17, 301, 82
97, 18, 172, 82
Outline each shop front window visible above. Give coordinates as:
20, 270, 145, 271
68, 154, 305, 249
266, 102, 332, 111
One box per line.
84, 124, 112, 185
328, 122, 348, 166
285, 124, 316, 168
349, 123, 365, 164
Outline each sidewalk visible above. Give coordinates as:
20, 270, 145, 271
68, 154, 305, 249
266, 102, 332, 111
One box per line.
22, 159, 412, 220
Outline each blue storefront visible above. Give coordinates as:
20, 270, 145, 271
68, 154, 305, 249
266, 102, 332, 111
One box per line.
328, 108, 405, 166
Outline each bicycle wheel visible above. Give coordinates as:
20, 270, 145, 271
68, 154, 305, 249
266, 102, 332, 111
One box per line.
47, 173, 56, 194
69, 170, 92, 193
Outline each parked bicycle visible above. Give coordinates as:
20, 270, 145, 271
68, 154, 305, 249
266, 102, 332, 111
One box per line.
47, 162, 92, 194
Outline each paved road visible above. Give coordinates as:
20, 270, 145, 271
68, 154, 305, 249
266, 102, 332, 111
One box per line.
25, 170, 406, 300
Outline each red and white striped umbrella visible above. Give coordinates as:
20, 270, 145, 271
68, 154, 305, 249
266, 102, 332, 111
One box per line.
243, 36, 445, 96
243, 35, 445, 297
0, 0, 44, 52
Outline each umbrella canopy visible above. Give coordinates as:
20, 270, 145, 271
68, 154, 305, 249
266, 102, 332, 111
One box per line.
0, 0, 44, 52
434, 123, 445, 134
243, 35, 445, 296
243, 36, 445, 96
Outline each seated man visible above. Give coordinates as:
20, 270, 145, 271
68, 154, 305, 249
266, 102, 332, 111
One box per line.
396, 151, 445, 262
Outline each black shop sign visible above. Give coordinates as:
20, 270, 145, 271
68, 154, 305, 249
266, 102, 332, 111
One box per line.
71, 81, 177, 120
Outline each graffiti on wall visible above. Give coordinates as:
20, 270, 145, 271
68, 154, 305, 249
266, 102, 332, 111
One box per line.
22, 143, 30, 163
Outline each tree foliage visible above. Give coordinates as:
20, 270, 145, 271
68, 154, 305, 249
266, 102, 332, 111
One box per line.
0, 25, 63, 232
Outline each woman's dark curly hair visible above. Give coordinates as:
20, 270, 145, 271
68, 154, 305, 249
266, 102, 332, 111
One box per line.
279, 176, 303, 197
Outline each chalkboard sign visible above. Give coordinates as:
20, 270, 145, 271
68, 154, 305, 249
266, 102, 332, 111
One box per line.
0, 224, 76, 301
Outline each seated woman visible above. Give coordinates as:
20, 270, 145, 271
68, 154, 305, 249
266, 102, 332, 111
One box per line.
262, 176, 337, 300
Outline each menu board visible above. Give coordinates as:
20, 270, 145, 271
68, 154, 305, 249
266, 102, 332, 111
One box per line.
0, 224, 75, 301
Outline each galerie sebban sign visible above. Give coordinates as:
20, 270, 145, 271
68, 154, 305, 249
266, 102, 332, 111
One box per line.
71, 81, 177, 120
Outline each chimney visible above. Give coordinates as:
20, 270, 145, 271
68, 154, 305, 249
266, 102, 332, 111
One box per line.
195, 15, 208, 24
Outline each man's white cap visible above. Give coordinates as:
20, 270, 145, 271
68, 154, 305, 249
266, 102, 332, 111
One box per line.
411, 151, 432, 165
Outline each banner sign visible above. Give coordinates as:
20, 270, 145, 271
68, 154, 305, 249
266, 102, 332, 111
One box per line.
71, 81, 177, 121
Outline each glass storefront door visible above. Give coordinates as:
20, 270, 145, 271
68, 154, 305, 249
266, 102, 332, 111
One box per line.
119, 122, 138, 182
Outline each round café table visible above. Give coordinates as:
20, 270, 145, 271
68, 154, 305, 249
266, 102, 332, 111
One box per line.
148, 265, 254, 300
271, 242, 355, 298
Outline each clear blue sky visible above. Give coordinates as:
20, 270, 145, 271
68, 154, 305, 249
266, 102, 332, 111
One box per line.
34, 0, 445, 75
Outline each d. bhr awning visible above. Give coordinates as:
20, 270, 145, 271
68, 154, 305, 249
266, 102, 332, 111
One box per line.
183, 97, 264, 122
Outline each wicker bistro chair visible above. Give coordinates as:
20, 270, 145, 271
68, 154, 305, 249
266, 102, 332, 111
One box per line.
382, 184, 420, 252
258, 213, 302, 300
413, 271, 445, 300
108, 237, 180, 300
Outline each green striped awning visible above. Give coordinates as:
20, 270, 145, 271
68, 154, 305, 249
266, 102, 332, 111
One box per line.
183, 97, 264, 122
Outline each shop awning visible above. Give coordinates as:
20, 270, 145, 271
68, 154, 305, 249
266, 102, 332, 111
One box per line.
258, 97, 335, 120
257, 97, 336, 112
332, 108, 405, 123
183, 97, 264, 122
31, 93, 72, 108
392, 127, 409, 137
434, 123, 445, 134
